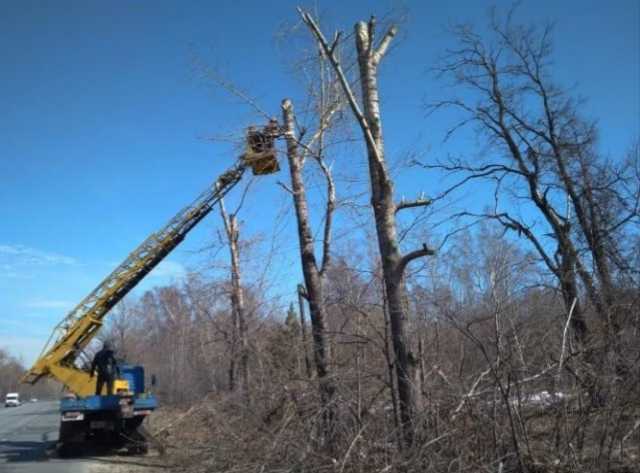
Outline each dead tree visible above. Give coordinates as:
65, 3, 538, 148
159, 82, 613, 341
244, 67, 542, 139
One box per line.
426, 19, 583, 344
220, 197, 250, 406
194, 31, 343, 435
300, 11, 434, 446
282, 96, 340, 445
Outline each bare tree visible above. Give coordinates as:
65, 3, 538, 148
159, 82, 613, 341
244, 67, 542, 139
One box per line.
281, 95, 339, 445
300, 11, 435, 446
192, 22, 347, 443
219, 197, 250, 406
427, 11, 639, 367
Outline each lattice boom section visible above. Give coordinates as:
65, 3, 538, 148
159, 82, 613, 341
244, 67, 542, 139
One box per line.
32, 163, 246, 372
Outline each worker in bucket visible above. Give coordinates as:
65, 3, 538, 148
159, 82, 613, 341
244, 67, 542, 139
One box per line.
90, 341, 120, 395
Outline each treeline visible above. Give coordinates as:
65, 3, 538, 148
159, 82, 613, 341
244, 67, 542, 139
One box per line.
0, 349, 24, 395
106, 224, 639, 472
104, 8, 638, 473
0, 349, 60, 400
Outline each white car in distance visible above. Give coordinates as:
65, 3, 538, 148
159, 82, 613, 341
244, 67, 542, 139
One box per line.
5, 393, 21, 407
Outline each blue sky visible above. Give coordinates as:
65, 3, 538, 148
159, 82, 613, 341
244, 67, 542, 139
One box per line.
1, 0, 638, 365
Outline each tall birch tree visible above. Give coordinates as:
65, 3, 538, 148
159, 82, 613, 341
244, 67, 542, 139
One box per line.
300, 11, 435, 446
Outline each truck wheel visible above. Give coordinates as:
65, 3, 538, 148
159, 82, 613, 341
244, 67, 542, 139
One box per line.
126, 444, 148, 455
59, 421, 86, 443
58, 420, 87, 457
58, 442, 79, 458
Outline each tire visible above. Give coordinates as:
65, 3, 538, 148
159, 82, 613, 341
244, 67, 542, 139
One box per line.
137, 444, 149, 455
57, 442, 80, 458
59, 420, 87, 444
125, 444, 148, 455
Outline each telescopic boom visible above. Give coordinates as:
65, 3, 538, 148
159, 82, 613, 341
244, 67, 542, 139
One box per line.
22, 161, 249, 396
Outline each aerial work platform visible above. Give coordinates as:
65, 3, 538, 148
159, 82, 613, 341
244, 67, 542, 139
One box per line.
241, 119, 280, 175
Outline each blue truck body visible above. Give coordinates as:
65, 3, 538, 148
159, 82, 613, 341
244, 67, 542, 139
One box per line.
61, 393, 157, 412
58, 365, 157, 455
60, 365, 157, 412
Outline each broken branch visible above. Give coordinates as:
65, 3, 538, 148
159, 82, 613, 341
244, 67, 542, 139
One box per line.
372, 25, 397, 66
395, 195, 432, 213
397, 244, 435, 277
298, 8, 383, 165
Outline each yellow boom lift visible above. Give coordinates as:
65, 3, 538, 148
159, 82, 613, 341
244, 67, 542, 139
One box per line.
21, 123, 279, 453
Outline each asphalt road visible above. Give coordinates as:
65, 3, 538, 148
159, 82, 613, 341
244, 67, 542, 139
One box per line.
0, 400, 96, 473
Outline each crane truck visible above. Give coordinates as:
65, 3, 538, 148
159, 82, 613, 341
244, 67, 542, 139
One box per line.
21, 126, 280, 455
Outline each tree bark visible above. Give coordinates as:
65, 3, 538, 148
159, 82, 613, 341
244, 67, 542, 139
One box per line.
355, 20, 435, 447
220, 198, 250, 406
297, 284, 313, 379
282, 98, 337, 445
300, 11, 435, 447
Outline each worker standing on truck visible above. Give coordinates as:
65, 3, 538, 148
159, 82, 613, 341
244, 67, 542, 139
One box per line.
90, 341, 119, 395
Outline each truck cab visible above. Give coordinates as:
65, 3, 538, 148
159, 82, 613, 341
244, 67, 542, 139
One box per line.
5, 392, 21, 407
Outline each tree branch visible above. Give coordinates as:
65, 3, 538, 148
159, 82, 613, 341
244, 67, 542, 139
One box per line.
397, 244, 435, 278
395, 195, 432, 214
372, 25, 397, 66
191, 55, 272, 122
277, 180, 294, 195
492, 212, 560, 277
297, 283, 308, 301
298, 8, 384, 166
316, 155, 336, 276
297, 100, 342, 163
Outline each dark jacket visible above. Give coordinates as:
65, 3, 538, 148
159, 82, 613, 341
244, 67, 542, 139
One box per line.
90, 348, 119, 377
